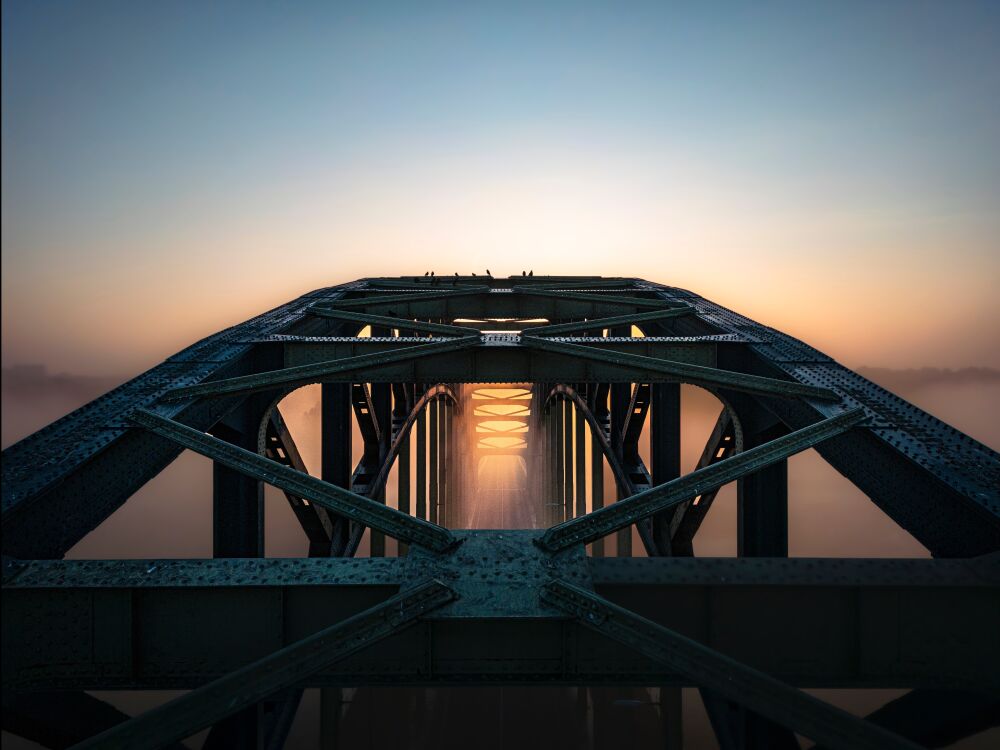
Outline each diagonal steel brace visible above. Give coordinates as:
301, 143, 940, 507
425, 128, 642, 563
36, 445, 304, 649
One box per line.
131, 409, 458, 552
162, 335, 480, 401
537, 408, 865, 550
540, 579, 920, 750
521, 335, 838, 401
72, 579, 455, 750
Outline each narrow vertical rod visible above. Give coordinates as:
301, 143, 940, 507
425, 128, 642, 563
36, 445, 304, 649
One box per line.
555, 397, 565, 523
590, 424, 605, 557
574, 404, 586, 519
563, 398, 574, 520
429, 398, 439, 525
441, 400, 452, 527
397, 429, 411, 555
416, 406, 427, 520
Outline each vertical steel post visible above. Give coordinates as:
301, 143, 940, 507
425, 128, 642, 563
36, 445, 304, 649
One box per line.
555, 397, 565, 524
429, 398, 439, 525
650, 383, 681, 555
737, 414, 789, 558
322, 383, 352, 555
397, 429, 411, 555
650, 382, 683, 746
563, 398, 574, 520
590, 426, 605, 557
610, 379, 631, 557
208, 399, 269, 745
320, 684, 341, 750
442, 399, 452, 527
574, 404, 586, 519
212, 397, 267, 558
416, 405, 427, 520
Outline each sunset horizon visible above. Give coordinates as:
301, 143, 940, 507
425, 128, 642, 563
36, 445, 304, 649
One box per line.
3, 3, 998, 750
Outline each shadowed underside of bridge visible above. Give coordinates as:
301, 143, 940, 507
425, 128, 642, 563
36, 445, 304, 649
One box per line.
2, 275, 999, 750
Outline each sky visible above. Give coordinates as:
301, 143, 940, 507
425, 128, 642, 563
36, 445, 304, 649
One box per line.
3, 1, 999, 376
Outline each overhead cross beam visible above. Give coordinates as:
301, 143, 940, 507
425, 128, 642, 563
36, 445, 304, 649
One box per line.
306, 306, 478, 337
524, 305, 695, 336
162, 334, 479, 401
520, 335, 839, 401
72, 579, 455, 750
538, 408, 865, 551
324, 286, 491, 309
131, 409, 458, 552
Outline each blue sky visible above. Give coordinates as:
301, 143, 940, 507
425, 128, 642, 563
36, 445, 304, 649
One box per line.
3, 1, 999, 373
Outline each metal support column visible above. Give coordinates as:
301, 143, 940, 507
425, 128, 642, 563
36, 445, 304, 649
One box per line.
650, 383, 681, 555
738, 420, 789, 558
555, 397, 565, 524
611, 379, 632, 557
322, 383, 352, 555
212, 396, 269, 558
429, 398, 439, 525
574, 404, 586, 519
397, 427, 411, 555
320, 683, 341, 750
564, 398, 574, 520
416, 405, 427, 520
369, 379, 391, 557
441, 399, 452, 528
591, 424, 605, 557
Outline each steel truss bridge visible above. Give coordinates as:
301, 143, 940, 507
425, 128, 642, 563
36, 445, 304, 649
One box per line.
2, 275, 999, 750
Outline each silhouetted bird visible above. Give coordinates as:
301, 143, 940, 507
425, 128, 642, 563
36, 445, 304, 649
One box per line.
430, 271, 435, 277
522, 271, 526, 276
486, 269, 492, 277
528, 270, 533, 276
424, 271, 429, 276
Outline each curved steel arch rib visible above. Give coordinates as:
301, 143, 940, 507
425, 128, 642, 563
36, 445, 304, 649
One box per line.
339, 383, 459, 556
543, 384, 633, 499
366, 383, 458, 502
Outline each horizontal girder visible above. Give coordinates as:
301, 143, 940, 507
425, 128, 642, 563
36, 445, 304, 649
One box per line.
4, 552, 997, 691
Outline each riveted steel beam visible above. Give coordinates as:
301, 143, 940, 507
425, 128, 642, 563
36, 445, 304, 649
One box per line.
524, 306, 695, 337
521, 335, 838, 401
325, 286, 491, 309
540, 579, 921, 750
5, 554, 996, 691
306, 306, 478, 337
130, 410, 458, 552
71, 579, 455, 750
538, 408, 865, 551
511, 288, 670, 309
162, 335, 479, 401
